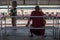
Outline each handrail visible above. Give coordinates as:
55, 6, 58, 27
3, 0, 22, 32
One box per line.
2, 16, 55, 18
0, 15, 59, 39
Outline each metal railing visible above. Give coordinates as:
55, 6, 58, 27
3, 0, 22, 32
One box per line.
0, 16, 60, 40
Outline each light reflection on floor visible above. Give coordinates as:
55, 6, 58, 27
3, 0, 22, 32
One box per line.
0, 26, 60, 40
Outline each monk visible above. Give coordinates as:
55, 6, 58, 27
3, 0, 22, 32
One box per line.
26, 6, 46, 37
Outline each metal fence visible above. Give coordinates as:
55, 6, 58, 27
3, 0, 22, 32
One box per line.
0, 16, 60, 40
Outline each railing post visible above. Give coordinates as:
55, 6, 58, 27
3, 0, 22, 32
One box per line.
1, 17, 3, 40
1, 16, 59, 40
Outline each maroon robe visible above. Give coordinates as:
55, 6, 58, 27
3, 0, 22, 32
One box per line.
30, 11, 46, 36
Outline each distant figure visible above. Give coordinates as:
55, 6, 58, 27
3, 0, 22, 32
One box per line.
2, 13, 5, 20
26, 6, 46, 37
10, 1, 17, 27
45, 12, 49, 16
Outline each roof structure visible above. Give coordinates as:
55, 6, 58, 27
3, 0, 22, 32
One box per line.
0, 0, 60, 5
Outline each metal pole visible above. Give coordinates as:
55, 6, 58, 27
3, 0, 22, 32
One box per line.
54, 16, 57, 39
23, 0, 25, 5
1, 17, 3, 40
48, 0, 50, 5
52, 16, 55, 39
5, 17, 6, 32
57, 17, 59, 40
55, 16, 59, 39
7, 0, 10, 14
36, 0, 38, 5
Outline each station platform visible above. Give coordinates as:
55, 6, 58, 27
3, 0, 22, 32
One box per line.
0, 26, 60, 40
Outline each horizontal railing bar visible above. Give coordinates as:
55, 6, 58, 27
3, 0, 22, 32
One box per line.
1, 16, 55, 18
0, 23, 58, 25
0, 26, 58, 29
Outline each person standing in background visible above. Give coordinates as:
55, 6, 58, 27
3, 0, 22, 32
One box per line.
10, 1, 17, 28
8, 1, 17, 36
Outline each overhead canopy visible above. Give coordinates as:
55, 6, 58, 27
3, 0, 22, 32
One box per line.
0, 0, 60, 5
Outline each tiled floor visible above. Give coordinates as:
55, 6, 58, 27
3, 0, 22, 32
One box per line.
0, 26, 60, 40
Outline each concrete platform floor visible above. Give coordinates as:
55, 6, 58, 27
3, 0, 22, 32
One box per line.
0, 26, 60, 40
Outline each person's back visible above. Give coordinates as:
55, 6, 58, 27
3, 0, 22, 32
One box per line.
10, 8, 17, 16
31, 11, 45, 28
26, 6, 46, 37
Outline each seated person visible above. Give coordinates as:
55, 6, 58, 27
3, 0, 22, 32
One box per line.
26, 6, 46, 37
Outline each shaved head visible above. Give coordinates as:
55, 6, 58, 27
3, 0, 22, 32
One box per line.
35, 6, 41, 11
